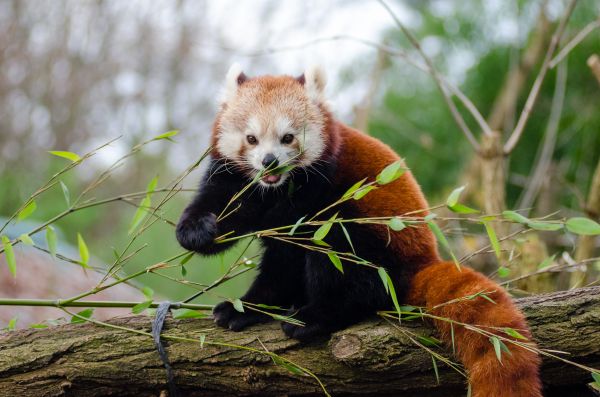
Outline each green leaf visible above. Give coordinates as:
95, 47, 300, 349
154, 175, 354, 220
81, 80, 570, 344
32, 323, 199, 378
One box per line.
288, 216, 306, 236
427, 221, 460, 269
489, 336, 503, 363
131, 300, 153, 314
1, 236, 16, 278
342, 178, 367, 199
199, 333, 206, 348
353, 185, 377, 200
327, 252, 344, 273
388, 217, 406, 231
313, 222, 333, 241
152, 130, 179, 141
49, 150, 81, 162
46, 226, 57, 259
431, 356, 440, 384
527, 221, 563, 232
537, 254, 556, 270
418, 335, 441, 347
503, 327, 528, 340
311, 239, 331, 247
376, 161, 405, 185
29, 323, 48, 329
146, 176, 158, 194
77, 233, 90, 266
232, 299, 244, 313
180, 252, 195, 265
446, 186, 466, 207
128, 196, 151, 235
378, 267, 390, 295
181, 266, 187, 277
18, 234, 34, 246
7, 317, 17, 331
566, 217, 600, 236
482, 221, 501, 259
502, 210, 530, 224
70, 308, 94, 323
449, 203, 480, 214
17, 200, 37, 221
592, 372, 600, 388
60, 180, 71, 207
339, 222, 356, 255
273, 357, 305, 375
497, 266, 510, 278
142, 286, 154, 300
172, 309, 208, 319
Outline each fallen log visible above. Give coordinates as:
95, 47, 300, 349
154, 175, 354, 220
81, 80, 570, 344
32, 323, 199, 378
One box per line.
1, 287, 599, 397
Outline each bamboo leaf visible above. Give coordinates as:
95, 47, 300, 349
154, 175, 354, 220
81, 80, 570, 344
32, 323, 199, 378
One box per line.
339, 223, 356, 254
446, 186, 466, 207
431, 356, 440, 384
537, 254, 556, 270
503, 327, 528, 340
448, 203, 479, 214
70, 308, 94, 323
288, 216, 306, 236
77, 233, 90, 266
142, 286, 154, 300
128, 196, 151, 235
17, 200, 37, 221
131, 301, 152, 314
7, 317, 17, 331
60, 180, 71, 207
376, 161, 405, 185
592, 372, 600, 388
566, 217, 600, 236
327, 252, 344, 273
342, 178, 367, 199
18, 234, 34, 246
180, 252, 195, 265
527, 221, 563, 232
378, 267, 390, 295
482, 220, 501, 259
1, 236, 16, 278
502, 210, 530, 224
49, 150, 81, 162
146, 176, 158, 194
353, 185, 377, 200
46, 226, 57, 259
489, 336, 503, 363
313, 222, 333, 241
232, 299, 244, 313
172, 309, 207, 319
497, 266, 510, 278
427, 221, 460, 269
152, 130, 179, 141
388, 217, 406, 231
199, 334, 206, 348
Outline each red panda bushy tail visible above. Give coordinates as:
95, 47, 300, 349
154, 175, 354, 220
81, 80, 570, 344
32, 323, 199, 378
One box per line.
408, 261, 542, 397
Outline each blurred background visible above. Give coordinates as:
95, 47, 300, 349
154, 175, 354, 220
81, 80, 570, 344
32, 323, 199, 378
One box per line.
0, 0, 599, 327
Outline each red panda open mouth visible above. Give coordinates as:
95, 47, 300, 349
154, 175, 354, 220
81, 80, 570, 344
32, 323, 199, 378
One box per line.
261, 174, 282, 184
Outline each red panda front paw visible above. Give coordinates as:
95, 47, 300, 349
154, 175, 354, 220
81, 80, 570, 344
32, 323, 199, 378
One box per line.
213, 301, 269, 331
175, 213, 218, 253
281, 308, 332, 341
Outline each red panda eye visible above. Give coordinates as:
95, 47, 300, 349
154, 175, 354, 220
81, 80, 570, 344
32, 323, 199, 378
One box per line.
246, 135, 258, 145
281, 134, 294, 144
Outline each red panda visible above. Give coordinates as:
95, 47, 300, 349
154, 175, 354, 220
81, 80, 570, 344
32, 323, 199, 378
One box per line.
176, 64, 542, 397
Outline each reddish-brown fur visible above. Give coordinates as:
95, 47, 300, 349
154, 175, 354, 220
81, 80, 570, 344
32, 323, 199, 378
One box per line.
334, 123, 542, 397
214, 73, 542, 396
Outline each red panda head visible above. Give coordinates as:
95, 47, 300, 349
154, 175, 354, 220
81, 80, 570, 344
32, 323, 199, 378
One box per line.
212, 64, 331, 188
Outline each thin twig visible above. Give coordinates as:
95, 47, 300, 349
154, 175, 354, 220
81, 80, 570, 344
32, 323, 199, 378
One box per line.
549, 17, 600, 69
504, 0, 578, 154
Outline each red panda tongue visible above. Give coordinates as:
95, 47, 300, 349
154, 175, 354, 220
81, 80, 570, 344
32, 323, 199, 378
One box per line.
263, 174, 282, 184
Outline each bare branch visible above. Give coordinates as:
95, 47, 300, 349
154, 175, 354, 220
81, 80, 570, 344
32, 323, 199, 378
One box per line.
550, 17, 600, 69
504, 0, 578, 155
377, 0, 490, 150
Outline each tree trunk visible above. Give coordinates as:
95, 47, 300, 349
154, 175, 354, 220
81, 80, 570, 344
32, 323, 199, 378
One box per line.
1, 287, 600, 397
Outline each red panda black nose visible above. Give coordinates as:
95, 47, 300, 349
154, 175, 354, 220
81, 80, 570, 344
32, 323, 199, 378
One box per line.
262, 154, 279, 169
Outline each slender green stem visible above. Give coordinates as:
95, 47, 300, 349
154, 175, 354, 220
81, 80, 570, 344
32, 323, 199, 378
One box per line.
0, 298, 212, 310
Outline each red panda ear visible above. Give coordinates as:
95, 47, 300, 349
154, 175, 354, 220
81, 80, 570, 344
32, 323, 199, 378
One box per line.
302, 65, 326, 103
295, 74, 306, 85
222, 63, 247, 104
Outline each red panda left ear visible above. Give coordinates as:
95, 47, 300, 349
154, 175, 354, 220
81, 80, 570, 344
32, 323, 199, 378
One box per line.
222, 63, 247, 104
295, 74, 306, 85
302, 65, 326, 104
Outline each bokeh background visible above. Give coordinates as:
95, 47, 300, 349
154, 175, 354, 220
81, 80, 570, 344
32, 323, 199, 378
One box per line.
1, 0, 599, 327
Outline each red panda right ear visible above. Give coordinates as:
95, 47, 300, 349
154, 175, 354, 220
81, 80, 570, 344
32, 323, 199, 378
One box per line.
295, 74, 306, 85
222, 63, 247, 104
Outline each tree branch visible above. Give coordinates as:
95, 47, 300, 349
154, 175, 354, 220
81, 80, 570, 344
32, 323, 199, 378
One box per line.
1, 287, 599, 396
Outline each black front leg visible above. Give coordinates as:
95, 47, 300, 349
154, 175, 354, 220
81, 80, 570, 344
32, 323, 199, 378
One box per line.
214, 241, 307, 331
281, 226, 391, 341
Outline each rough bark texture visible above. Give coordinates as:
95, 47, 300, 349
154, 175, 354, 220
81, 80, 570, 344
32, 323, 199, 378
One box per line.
1, 287, 600, 397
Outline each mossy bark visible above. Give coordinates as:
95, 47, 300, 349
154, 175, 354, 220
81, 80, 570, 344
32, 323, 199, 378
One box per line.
1, 287, 599, 397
